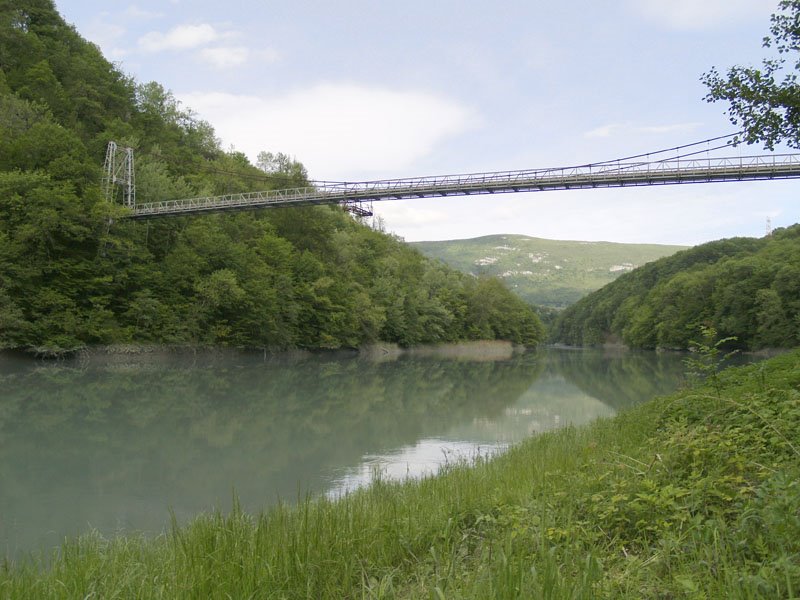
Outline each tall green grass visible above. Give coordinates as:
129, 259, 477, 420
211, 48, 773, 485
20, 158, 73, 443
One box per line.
2, 351, 799, 598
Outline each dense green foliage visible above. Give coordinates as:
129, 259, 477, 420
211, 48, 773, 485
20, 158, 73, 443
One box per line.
550, 225, 800, 349
703, 0, 800, 149
0, 1, 543, 353
2, 350, 798, 597
413, 234, 685, 309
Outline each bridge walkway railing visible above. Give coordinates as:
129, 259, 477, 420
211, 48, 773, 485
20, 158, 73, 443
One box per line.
130, 153, 800, 219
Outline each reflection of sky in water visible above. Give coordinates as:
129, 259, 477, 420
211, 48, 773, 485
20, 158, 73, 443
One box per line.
327, 372, 616, 495
328, 439, 509, 497
0, 347, 689, 560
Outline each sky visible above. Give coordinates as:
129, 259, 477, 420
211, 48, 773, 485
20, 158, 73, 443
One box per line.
55, 0, 798, 245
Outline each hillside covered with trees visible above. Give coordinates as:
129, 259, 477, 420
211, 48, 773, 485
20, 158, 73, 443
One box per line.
412, 234, 685, 308
0, 1, 544, 354
550, 225, 800, 350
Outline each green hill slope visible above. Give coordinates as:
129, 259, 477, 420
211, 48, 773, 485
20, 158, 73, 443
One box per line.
0, 1, 544, 354
550, 225, 800, 350
412, 235, 686, 308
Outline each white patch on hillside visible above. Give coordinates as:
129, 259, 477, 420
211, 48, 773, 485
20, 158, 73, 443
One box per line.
609, 263, 635, 272
500, 270, 534, 277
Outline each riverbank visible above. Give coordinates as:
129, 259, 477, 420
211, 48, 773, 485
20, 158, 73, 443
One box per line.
2, 351, 798, 598
0, 339, 523, 364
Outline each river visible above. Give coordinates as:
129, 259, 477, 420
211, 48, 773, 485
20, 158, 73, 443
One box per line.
0, 346, 688, 560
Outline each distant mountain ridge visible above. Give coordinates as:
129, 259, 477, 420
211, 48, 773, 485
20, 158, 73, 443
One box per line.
412, 235, 687, 308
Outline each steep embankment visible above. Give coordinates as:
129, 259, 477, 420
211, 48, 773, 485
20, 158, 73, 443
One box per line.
550, 225, 800, 350
0, 1, 543, 353
413, 234, 685, 308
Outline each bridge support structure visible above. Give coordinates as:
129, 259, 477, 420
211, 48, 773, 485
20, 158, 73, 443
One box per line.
102, 141, 136, 208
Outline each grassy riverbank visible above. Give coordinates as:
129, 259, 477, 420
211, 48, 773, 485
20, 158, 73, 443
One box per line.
2, 351, 799, 598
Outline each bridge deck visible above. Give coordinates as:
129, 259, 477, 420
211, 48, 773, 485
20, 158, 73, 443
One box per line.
130, 154, 800, 219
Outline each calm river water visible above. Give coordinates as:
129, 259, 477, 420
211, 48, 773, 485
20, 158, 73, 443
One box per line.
1, 346, 688, 560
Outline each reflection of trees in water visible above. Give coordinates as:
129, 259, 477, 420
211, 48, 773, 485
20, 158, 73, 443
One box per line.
0, 347, 696, 558
543, 348, 687, 410
0, 352, 543, 554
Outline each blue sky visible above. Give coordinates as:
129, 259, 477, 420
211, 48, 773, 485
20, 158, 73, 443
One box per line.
55, 0, 797, 245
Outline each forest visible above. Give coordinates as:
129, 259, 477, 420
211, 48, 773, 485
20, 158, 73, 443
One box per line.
550, 225, 800, 350
0, 1, 544, 354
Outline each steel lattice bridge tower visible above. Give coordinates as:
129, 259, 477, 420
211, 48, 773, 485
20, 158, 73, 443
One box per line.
119, 135, 800, 219
102, 141, 135, 208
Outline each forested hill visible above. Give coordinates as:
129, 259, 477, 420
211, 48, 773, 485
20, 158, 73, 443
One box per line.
550, 225, 800, 350
0, 1, 544, 354
412, 235, 686, 308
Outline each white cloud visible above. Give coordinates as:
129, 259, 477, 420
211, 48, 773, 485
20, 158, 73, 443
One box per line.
138, 24, 224, 53
584, 122, 701, 139
124, 5, 164, 19
254, 48, 280, 63
178, 84, 479, 179
584, 124, 620, 139
199, 46, 249, 68
631, 0, 775, 31
516, 36, 558, 72
638, 123, 703, 135
375, 202, 450, 233
196, 46, 279, 68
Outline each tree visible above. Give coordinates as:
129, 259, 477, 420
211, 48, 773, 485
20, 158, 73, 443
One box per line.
16, 59, 69, 119
702, 0, 800, 148
256, 151, 308, 186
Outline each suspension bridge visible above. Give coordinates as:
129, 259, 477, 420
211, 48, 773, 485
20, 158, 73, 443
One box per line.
101, 135, 800, 220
